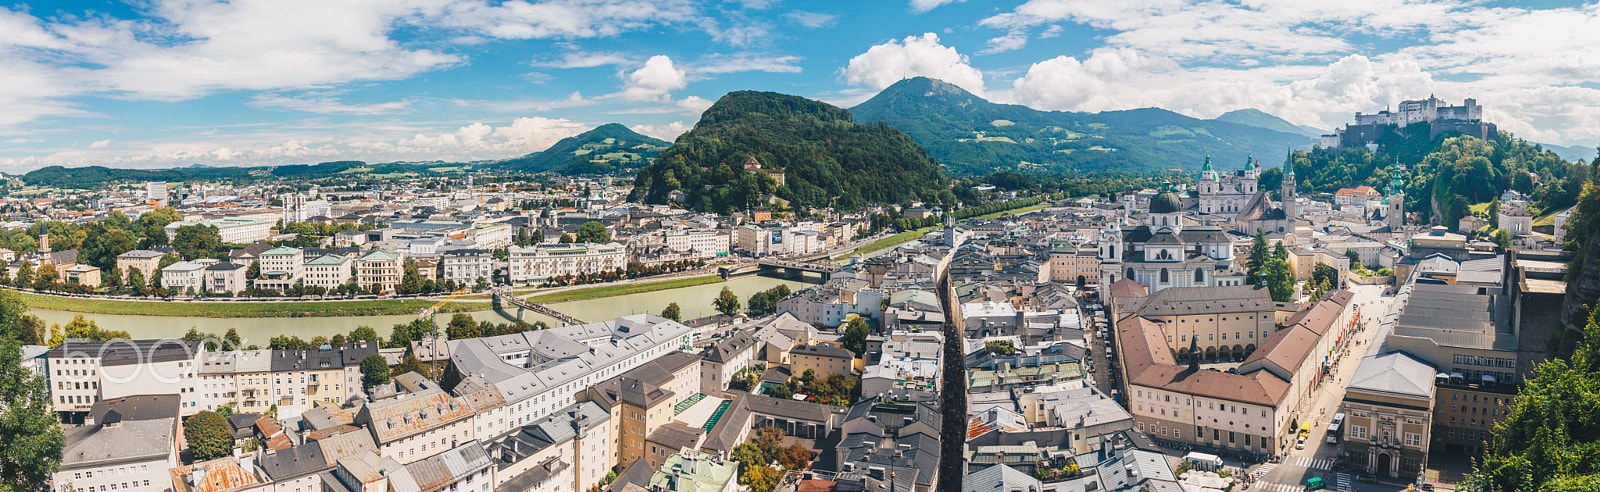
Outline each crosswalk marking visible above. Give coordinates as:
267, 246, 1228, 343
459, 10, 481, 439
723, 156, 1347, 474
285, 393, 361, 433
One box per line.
1336, 473, 1353, 491
1291, 456, 1335, 470
1251, 482, 1304, 492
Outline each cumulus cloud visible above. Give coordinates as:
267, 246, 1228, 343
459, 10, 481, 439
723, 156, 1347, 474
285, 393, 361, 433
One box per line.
631, 121, 692, 141
89, 140, 111, 149
622, 55, 688, 102
842, 33, 985, 95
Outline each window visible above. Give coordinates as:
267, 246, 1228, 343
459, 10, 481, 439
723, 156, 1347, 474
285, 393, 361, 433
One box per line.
1405, 433, 1422, 446
1350, 425, 1368, 439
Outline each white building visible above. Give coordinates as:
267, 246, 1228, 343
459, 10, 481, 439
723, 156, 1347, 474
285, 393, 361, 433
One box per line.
302, 254, 353, 289
255, 246, 304, 290
507, 243, 626, 284
665, 230, 732, 259
161, 259, 218, 292
164, 217, 274, 243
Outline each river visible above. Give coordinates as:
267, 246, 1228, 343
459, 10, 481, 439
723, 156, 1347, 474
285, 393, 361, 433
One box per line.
28, 274, 818, 345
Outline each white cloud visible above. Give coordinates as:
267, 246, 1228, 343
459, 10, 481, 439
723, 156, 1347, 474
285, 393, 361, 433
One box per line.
784, 11, 836, 28
89, 140, 111, 149
0, 117, 593, 171
440, 0, 701, 40
842, 33, 985, 95
693, 53, 803, 74
632, 121, 692, 141
980, 31, 1029, 55
458, 91, 593, 113
677, 96, 714, 114
909, 0, 964, 14
248, 94, 413, 115
622, 55, 688, 102
531, 51, 632, 69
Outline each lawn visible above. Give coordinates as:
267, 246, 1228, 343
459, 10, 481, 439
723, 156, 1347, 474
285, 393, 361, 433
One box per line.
1470, 202, 1492, 215
522, 275, 725, 304
20, 291, 490, 318
1534, 207, 1568, 228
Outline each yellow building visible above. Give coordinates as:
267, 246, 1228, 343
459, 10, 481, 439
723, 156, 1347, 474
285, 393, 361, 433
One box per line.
789, 344, 856, 380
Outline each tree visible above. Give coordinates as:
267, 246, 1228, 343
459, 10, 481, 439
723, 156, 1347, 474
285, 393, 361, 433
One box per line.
246, 260, 261, 280
171, 225, 223, 260
1244, 231, 1269, 285
0, 289, 26, 341
33, 263, 57, 290
104, 265, 121, 289
17, 315, 44, 346
841, 317, 870, 357
660, 302, 682, 322
184, 410, 233, 460
126, 268, 146, 290
349, 326, 382, 345
0, 338, 63, 491
360, 354, 391, 390
14, 262, 33, 290
1494, 228, 1512, 249
446, 313, 479, 340
575, 221, 610, 243
713, 286, 741, 316
269, 335, 309, 350
224, 328, 242, 348
397, 257, 424, 295
747, 291, 772, 314
1263, 258, 1295, 302
559, 233, 575, 244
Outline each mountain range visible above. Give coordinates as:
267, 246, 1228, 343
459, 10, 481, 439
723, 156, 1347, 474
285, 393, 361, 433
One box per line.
849, 77, 1316, 177
492, 123, 668, 175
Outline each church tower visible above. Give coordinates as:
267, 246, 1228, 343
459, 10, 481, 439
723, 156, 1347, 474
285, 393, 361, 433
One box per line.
1240, 154, 1259, 194
1198, 154, 1219, 195
1282, 149, 1297, 220
1385, 161, 1406, 227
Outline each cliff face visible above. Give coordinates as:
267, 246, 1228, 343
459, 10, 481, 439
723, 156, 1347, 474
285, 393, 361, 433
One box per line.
1563, 184, 1600, 333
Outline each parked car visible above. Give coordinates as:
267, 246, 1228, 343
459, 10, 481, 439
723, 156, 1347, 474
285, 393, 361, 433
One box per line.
1295, 435, 1307, 450
1358, 475, 1379, 484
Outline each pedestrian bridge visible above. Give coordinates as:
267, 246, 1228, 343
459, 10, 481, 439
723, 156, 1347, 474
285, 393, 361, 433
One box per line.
491, 287, 585, 326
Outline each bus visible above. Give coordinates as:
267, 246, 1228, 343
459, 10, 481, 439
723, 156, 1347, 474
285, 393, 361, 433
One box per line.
1327, 413, 1345, 444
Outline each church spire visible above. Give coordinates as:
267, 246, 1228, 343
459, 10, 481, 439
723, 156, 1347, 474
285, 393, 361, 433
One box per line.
1187, 335, 1201, 372
1283, 146, 1295, 178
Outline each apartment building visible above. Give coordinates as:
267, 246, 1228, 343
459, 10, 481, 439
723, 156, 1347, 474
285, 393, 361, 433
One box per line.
256, 247, 305, 291
302, 254, 353, 289
354, 249, 404, 293
357, 386, 475, 465
506, 243, 626, 283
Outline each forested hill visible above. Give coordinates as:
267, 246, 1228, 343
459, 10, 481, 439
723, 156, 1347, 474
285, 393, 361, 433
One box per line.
18, 161, 411, 188
630, 91, 948, 213
493, 123, 668, 175
849, 77, 1313, 176
1287, 126, 1588, 230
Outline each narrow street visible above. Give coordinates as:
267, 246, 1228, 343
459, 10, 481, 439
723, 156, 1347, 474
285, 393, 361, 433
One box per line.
1249, 285, 1400, 492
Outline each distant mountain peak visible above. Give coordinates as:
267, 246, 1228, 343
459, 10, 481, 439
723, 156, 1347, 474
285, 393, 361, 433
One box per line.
494, 122, 668, 175
1214, 109, 1325, 138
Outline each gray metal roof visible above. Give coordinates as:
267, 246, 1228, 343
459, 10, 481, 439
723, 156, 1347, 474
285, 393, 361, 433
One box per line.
1347, 352, 1437, 399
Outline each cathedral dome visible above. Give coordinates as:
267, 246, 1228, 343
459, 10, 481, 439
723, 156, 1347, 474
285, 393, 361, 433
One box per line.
1150, 191, 1183, 214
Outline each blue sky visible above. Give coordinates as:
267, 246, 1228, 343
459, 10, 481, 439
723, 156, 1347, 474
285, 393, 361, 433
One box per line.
1, 0, 1597, 171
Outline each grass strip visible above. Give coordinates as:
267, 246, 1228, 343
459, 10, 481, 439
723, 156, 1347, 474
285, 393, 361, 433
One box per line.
21, 291, 490, 318
849, 202, 1053, 257
523, 275, 724, 304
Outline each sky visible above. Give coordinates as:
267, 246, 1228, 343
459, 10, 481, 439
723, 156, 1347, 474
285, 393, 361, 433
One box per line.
1, 0, 1598, 172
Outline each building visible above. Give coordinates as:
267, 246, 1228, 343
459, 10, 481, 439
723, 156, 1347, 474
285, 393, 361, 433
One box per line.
147, 181, 168, 207
1116, 288, 1357, 457
1322, 96, 1496, 149
1098, 185, 1246, 292
1048, 240, 1100, 286
117, 250, 167, 285
1498, 203, 1534, 236
1335, 186, 1383, 207
205, 262, 248, 294
789, 344, 856, 380
356, 385, 474, 465
53, 397, 180, 492
646, 448, 738, 492
1340, 352, 1436, 480
353, 249, 404, 293
165, 217, 274, 244
161, 259, 218, 292
440, 249, 495, 285
664, 230, 731, 259
255, 247, 304, 291
1555, 208, 1574, 243
63, 264, 101, 288
507, 243, 626, 284
303, 254, 353, 289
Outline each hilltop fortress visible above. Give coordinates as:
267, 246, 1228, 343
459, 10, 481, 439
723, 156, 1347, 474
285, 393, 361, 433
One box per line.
1321, 96, 1497, 150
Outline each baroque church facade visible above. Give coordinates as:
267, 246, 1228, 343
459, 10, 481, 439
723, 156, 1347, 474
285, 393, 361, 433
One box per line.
1099, 153, 1300, 293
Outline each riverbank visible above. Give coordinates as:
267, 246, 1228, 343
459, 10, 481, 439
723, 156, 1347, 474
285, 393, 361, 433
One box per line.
20, 291, 491, 318
848, 201, 1055, 258
522, 275, 724, 303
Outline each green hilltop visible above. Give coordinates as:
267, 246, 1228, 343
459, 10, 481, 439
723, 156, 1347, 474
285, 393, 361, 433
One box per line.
494, 123, 668, 175
630, 90, 949, 213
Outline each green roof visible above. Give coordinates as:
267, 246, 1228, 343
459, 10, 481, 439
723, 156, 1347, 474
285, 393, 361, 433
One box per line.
358, 249, 402, 261
647, 449, 737, 492
262, 247, 302, 256
306, 254, 349, 265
